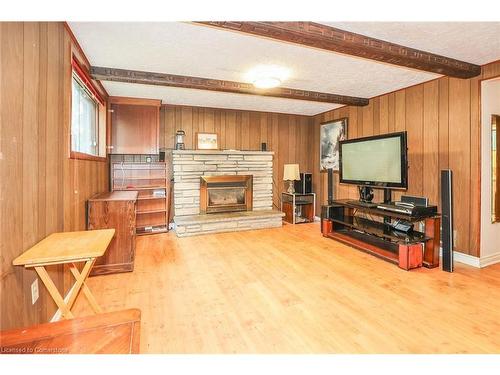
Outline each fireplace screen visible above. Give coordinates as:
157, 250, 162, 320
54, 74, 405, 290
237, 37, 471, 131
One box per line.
208, 188, 246, 206
200, 175, 253, 214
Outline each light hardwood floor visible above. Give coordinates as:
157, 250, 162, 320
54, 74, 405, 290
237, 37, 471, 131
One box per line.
73, 223, 500, 353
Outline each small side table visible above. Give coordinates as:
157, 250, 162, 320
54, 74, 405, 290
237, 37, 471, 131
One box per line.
13, 229, 115, 320
281, 192, 316, 224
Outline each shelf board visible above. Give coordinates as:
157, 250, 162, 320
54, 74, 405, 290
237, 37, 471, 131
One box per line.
136, 224, 169, 236
136, 229, 168, 236
112, 177, 167, 180
137, 195, 166, 200
136, 209, 167, 215
112, 163, 166, 166
333, 199, 437, 222
326, 230, 399, 265
329, 215, 429, 244
113, 168, 166, 171
136, 222, 168, 227
294, 201, 314, 206
114, 186, 166, 191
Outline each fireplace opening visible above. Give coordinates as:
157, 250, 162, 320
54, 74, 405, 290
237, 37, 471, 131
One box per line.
200, 175, 253, 214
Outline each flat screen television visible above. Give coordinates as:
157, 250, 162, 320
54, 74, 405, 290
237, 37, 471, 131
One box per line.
339, 131, 408, 189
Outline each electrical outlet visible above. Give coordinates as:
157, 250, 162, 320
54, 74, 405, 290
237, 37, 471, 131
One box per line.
31, 279, 39, 305
453, 229, 458, 245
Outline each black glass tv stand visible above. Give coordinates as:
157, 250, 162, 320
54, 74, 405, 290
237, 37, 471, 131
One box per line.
345, 200, 378, 208
321, 199, 440, 270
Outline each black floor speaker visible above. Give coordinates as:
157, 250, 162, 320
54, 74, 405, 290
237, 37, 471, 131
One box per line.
294, 173, 312, 194
327, 168, 335, 204
441, 169, 454, 272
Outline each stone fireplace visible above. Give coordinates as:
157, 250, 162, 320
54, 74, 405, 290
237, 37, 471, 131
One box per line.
171, 150, 284, 237
200, 175, 253, 214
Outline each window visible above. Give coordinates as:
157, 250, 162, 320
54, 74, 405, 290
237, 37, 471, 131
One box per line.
71, 73, 99, 155
70, 58, 106, 159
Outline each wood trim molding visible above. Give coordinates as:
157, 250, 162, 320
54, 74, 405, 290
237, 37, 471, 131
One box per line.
92, 66, 369, 107
65, 23, 109, 99
70, 151, 108, 162
195, 22, 481, 79
161, 103, 312, 118
72, 56, 105, 105
109, 96, 162, 107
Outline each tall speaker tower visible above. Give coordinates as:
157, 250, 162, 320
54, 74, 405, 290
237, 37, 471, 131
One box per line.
441, 170, 454, 272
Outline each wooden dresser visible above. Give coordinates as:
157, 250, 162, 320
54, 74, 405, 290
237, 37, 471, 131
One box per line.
87, 191, 138, 276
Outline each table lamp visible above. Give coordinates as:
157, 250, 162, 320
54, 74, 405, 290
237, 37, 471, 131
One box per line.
283, 164, 300, 194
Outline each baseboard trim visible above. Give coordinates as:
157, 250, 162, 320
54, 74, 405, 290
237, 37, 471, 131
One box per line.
439, 249, 500, 268
50, 283, 77, 322
451, 251, 481, 268
439, 247, 480, 267
479, 252, 500, 268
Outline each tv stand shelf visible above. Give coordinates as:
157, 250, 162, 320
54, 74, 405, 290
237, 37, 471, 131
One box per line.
326, 230, 400, 265
321, 200, 440, 271
329, 215, 431, 245
335, 199, 433, 222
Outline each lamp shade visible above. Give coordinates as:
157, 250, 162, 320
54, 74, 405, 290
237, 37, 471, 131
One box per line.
283, 164, 300, 181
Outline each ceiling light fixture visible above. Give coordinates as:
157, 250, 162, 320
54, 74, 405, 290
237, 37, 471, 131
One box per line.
253, 76, 282, 89
245, 65, 290, 90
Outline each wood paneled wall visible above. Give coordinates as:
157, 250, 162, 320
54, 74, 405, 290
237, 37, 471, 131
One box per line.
160, 105, 313, 207
0, 22, 109, 331
2, 23, 497, 331
311, 60, 500, 257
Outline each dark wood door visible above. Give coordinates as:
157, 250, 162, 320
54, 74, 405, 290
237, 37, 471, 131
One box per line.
111, 103, 159, 154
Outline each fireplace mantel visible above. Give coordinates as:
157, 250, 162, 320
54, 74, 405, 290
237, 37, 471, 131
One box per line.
172, 150, 274, 156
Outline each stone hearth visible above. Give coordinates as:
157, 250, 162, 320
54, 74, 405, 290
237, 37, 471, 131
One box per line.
174, 210, 284, 237
171, 150, 283, 236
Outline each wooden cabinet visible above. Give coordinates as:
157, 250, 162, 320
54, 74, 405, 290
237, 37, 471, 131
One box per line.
109, 97, 161, 154
87, 191, 138, 276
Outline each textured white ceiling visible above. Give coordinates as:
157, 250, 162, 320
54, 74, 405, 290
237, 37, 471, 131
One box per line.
68, 22, 500, 115
102, 81, 342, 115
324, 22, 500, 65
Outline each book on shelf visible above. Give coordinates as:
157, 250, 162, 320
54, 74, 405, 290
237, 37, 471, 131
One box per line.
151, 226, 166, 232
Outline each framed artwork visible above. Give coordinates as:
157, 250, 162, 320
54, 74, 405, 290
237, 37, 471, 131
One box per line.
320, 118, 348, 172
196, 132, 218, 150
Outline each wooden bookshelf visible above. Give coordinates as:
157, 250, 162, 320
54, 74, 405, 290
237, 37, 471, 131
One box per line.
111, 161, 170, 235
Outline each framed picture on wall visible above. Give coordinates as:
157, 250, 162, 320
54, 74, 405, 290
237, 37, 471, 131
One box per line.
320, 118, 348, 172
196, 132, 218, 150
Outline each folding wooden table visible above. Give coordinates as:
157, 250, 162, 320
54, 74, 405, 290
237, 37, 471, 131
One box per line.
13, 229, 115, 320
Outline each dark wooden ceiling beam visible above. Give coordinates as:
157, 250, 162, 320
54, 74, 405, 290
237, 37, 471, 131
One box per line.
90, 66, 369, 106
195, 22, 481, 79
